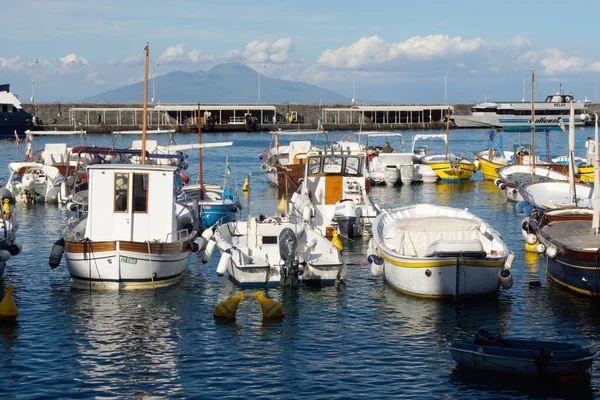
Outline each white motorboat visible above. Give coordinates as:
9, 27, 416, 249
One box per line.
290, 150, 380, 238
452, 92, 590, 131
495, 164, 570, 203
359, 132, 414, 185
369, 204, 513, 297
210, 215, 345, 287
5, 162, 64, 204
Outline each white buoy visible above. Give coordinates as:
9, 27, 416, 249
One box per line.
526, 233, 537, 245
216, 249, 231, 276
535, 243, 546, 254
0, 250, 10, 262
202, 239, 217, 263
195, 237, 208, 252
201, 228, 214, 242
499, 269, 513, 289
302, 206, 313, 221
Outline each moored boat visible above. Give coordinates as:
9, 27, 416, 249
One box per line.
369, 204, 513, 298
451, 329, 595, 378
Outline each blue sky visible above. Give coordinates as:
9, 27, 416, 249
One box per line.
2, 0, 600, 103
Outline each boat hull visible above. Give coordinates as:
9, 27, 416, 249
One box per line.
424, 161, 477, 182
475, 156, 505, 181
451, 340, 594, 377
382, 255, 505, 297
199, 203, 237, 229
577, 165, 594, 183
64, 240, 191, 289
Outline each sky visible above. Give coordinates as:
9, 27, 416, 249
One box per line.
2, 0, 600, 104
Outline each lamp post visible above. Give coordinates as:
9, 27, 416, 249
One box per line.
444, 69, 454, 104
31, 59, 39, 103
152, 62, 159, 103
352, 68, 361, 105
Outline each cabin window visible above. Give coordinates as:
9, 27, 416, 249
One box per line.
323, 156, 343, 173
133, 173, 148, 213
1, 105, 7, 113
345, 157, 361, 175
114, 173, 129, 212
308, 157, 321, 174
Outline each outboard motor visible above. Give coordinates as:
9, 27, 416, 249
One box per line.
334, 199, 357, 238
279, 228, 302, 285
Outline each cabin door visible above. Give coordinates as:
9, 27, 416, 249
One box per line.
112, 172, 133, 241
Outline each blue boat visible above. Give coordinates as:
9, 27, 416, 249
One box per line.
179, 183, 239, 229
451, 329, 595, 378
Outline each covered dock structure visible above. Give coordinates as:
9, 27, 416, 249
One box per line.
322, 105, 454, 126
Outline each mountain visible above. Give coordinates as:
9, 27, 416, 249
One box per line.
81, 63, 349, 104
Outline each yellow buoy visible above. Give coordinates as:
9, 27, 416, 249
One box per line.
331, 230, 343, 252
254, 291, 284, 318
242, 177, 249, 192
214, 292, 245, 318
0, 286, 18, 320
524, 242, 537, 253
277, 195, 286, 216
3, 199, 11, 220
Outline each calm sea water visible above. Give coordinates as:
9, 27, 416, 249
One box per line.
1, 128, 600, 399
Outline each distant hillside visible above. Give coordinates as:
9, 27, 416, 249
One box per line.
81, 63, 349, 104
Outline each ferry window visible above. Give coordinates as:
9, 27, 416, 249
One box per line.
133, 173, 148, 213
1, 105, 7, 113
345, 157, 361, 175
114, 173, 129, 212
308, 157, 321, 174
323, 156, 343, 173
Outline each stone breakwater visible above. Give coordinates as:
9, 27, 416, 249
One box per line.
20, 103, 600, 134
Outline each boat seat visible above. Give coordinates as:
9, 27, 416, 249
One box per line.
425, 239, 486, 258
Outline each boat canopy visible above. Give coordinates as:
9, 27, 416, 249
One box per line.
411, 134, 448, 153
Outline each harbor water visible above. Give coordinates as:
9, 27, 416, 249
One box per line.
1, 128, 600, 399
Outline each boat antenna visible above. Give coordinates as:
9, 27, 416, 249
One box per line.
141, 42, 149, 165
198, 103, 204, 201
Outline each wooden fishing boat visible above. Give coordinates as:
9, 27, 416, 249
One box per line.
451, 329, 595, 378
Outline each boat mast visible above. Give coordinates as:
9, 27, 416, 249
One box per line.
568, 99, 576, 205
445, 106, 450, 159
530, 67, 535, 178
141, 42, 149, 165
198, 104, 204, 201
593, 113, 599, 234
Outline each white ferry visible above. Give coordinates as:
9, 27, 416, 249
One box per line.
453, 93, 590, 131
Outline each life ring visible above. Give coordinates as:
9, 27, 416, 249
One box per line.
564, 95, 571, 103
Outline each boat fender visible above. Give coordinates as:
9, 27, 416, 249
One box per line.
258, 153, 264, 160
201, 228, 214, 242
7, 243, 22, 256
269, 167, 277, 174
0, 250, 10, 262
49, 238, 65, 269
516, 201, 528, 213
534, 243, 546, 254
504, 252, 515, 270
216, 249, 232, 276
202, 239, 217, 263
494, 178, 502, 186
499, 269, 513, 289
545, 245, 557, 258
512, 189, 518, 195
298, 178, 304, 186
190, 241, 200, 253
180, 161, 189, 171
523, 204, 534, 216
260, 163, 267, 169
499, 183, 507, 190
574, 165, 580, 175
526, 233, 538, 245
302, 206, 313, 221
367, 254, 384, 277
67, 201, 77, 212
195, 237, 208, 253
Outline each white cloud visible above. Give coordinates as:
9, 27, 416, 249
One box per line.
0, 56, 22, 70
109, 55, 142, 66
59, 53, 89, 72
317, 34, 485, 68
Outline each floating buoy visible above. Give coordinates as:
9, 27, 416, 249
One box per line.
214, 292, 245, 319
534, 243, 546, 254
277, 195, 286, 216
49, 238, 65, 269
499, 269, 513, 289
525, 242, 537, 253
526, 233, 538, 245
0, 286, 18, 320
216, 249, 231, 276
242, 177, 249, 192
2, 199, 12, 220
255, 291, 284, 318
331, 230, 343, 252
202, 239, 217, 263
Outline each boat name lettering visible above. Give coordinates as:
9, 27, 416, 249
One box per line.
120, 256, 138, 265
529, 117, 561, 124
553, 103, 566, 107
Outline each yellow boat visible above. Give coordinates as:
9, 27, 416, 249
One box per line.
421, 155, 478, 182
576, 165, 594, 183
